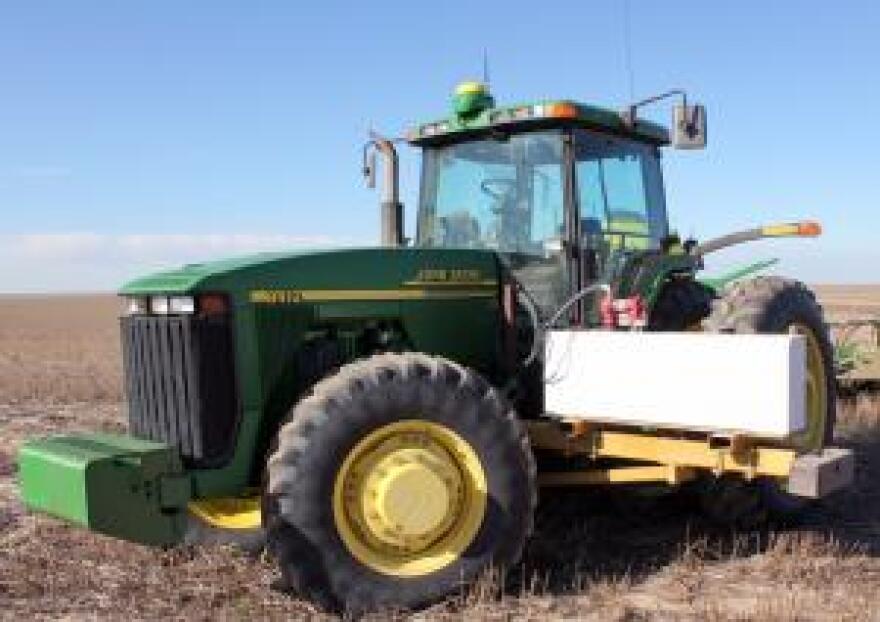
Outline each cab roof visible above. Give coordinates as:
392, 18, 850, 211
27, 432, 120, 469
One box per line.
407, 97, 670, 147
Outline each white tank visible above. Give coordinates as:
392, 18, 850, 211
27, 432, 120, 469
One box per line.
543, 330, 806, 438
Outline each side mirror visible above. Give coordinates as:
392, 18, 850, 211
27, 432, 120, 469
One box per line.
673, 104, 707, 149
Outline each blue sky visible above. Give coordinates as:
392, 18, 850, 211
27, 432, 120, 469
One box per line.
1, 1, 878, 292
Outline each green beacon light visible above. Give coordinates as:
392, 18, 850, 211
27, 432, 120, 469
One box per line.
452, 81, 494, 118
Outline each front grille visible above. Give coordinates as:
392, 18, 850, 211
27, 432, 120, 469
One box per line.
120, 314, 239, 467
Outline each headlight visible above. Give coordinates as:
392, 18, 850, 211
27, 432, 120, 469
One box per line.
124, 297, 148, 315
150, 296, 170, 315
149, 295, 195, 315
168, 296, 195, 314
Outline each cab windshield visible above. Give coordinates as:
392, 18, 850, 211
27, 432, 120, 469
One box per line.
417, 130, 565, 256
415, 128, 668, 317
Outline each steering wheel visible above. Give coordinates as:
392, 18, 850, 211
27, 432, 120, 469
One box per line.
480, 178, 517, 200
480, 178, 519, 216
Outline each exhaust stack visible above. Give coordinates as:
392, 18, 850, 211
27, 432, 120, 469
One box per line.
363, 135, 404, 247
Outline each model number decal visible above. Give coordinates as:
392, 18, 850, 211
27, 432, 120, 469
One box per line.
250, 289, 303, 304
412, 268, 483, 283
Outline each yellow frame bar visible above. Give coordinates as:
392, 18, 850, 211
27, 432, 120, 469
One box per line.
528, 421, 797, 482
539, 465, 697, 487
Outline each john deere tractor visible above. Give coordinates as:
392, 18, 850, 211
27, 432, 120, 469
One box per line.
18, 82, 852, 613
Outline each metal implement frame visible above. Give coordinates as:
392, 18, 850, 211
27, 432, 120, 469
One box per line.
528, 420, 797, 486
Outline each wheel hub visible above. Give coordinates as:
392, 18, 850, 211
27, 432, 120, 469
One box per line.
361, 445, 461, 549
332, 420, 487, 577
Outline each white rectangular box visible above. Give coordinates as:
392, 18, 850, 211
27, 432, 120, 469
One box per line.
544, 331, 806, 438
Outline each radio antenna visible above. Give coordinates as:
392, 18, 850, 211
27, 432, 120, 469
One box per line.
622, 0, 635, 100
482, 48, 491, 86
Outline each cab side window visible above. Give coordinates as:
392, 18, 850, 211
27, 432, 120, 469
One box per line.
574, 130, 668, 250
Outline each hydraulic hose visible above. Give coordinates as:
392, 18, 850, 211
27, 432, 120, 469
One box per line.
497, 256, 611, 396
515, 280, 611, 371
544, 283, 612, 331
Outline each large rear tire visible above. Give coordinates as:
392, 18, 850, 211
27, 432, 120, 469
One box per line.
263, 353, 536, 613
704, 276, 836, 449
700, 276, 836, 525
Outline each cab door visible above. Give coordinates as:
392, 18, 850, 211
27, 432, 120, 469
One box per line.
572, 129, 669, 293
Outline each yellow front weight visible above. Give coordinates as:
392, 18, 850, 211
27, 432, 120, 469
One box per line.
332, 420, 487, 577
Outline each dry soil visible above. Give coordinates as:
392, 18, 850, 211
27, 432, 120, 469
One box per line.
1, 291, 880, 621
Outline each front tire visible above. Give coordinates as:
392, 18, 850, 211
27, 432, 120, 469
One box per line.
264, 353, 536, 613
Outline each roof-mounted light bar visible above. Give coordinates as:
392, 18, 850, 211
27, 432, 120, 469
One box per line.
414, 100, 581, 140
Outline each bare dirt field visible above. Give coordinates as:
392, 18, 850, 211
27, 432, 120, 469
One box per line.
813, 285, 880, 318
2, 290, 880, 621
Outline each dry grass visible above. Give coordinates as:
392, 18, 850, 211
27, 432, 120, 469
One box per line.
2, 292, 880, 620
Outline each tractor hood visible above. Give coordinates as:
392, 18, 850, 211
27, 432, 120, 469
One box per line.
119, 249, 318, 295
118, 247, 503, 301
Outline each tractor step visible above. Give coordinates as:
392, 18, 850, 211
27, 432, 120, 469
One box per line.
17, 432, 192, 546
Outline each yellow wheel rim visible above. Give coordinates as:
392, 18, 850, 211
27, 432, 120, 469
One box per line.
791, 322, 828, 451
332, 420, 487, 577
189, 495, 262, 530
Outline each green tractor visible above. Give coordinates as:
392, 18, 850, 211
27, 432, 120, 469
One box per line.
18, 82, 852, 613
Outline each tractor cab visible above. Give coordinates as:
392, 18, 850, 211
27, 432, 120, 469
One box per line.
400, 82, 689, 317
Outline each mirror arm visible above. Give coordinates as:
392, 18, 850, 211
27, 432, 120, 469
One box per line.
620, 89, 688, 128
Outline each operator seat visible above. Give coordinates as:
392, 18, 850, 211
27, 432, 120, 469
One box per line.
441, 212, 481, 248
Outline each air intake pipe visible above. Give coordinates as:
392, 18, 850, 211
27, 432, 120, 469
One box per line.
363, 134, 404, 247
690, 221, 822, 257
